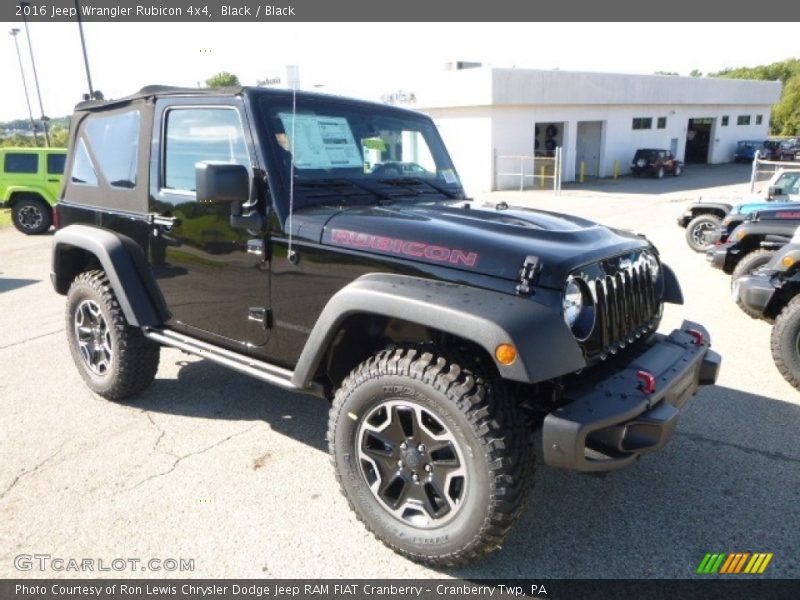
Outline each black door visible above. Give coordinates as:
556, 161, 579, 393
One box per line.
148, 101, 270, 348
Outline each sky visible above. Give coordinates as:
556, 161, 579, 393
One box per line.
1, 22, 798, 123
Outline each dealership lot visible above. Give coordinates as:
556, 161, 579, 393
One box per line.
0, 163, 798, 579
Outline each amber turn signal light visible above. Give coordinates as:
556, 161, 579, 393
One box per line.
782, 256, 795, 268
495, 344, 517, 365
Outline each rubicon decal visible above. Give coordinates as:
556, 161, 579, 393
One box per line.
696, 552, 773, 574
330, 229, 479, 267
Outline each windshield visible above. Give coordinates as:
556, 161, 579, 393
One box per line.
260, 96, 462, 207
773, 172, 800, 195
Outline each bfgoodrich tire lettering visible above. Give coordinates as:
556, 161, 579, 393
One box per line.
65, 270, 160, 400
771, 296, 800, 391
328, 346, 535, 566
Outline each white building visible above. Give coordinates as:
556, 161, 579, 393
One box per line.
409, 66, 781, 193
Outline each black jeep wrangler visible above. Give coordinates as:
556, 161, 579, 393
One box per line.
734, 225, 800, 390
51, 86, 720, 566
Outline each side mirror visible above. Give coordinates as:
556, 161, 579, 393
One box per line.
768, 185, 783, 197
195, 162, 249, 204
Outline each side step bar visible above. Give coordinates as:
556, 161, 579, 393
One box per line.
143, 328, 323, 395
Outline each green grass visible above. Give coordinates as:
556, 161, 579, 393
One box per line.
0, 209, 11, 228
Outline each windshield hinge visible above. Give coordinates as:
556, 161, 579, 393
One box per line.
516, 255, 541, 296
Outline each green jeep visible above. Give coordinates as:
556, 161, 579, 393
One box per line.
0, 147, 67, 234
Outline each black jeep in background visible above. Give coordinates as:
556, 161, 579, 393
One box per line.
630, 148, 683, 178
50, 86, 720, 566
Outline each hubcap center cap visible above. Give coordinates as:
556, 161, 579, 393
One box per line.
402, 447, 423, 470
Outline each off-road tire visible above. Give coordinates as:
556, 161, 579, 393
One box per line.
656, 166, 665, 179
328, 346, 535, 567
771, 296, 800, 391
12, 195, 52, 235
65, 270, 160, 400
685, 214, 721, 253
673, 164, 682, 176
730, 246, 776, 306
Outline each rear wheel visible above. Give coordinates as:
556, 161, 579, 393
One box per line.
328, 346, 534, 566
65, 270, 160, 400
771, 296, 800, 391
684, 214, 721, 253
12, 196, 52, 235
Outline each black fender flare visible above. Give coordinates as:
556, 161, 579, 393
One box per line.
291, 273, 586, 388
662, 263, 683, 305
687, 202, 732, 218
51, 224, 167, 327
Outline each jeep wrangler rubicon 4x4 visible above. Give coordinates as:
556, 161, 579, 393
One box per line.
51, 86, 720, 566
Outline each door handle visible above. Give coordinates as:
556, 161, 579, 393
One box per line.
148, 214, 180, 228
47, 178, 60, 183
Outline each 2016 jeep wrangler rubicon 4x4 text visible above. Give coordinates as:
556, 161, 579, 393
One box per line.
51, 86, 720, 566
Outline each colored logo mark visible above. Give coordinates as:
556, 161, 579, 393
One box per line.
696, 552, 773, 574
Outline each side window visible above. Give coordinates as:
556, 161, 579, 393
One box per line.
4, 153, 38, 174
84, 110, 140, 188
47, 153, 66, 175
163, 107, 250, 192
70, 138, 99, 186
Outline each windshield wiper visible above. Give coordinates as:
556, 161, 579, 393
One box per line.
376, 177, 460, 199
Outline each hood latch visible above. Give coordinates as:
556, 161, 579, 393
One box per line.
516, 255, 542, 296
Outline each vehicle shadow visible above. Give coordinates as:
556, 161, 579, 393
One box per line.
564, 163, 753, 196
447, 386, 800, 579
0, 277, 39, 293
119, 356, 330, 452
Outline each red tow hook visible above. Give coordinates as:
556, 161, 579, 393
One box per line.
687, 329, 705, 346
636, 370, 656, 394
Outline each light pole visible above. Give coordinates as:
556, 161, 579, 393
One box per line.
19, 1, 51, 147
74, 0, 95, 99
8, 28, 40, 146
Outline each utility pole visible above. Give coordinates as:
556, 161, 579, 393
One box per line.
19, 1, 51, 146
8, 28, 40, 146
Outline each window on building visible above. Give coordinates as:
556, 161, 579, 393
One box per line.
721, 116, 729, 126
756, 115, 763, 125
4, 153, 38, 174
657, 117, 667, 129
632, 117, 652, 130
737, 115, 751, 126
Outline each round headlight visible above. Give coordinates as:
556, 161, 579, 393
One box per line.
643, 252, 660, 282
563, 280, 583, 328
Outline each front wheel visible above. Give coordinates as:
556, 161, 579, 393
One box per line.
771, 296, 800, 391
328, 346, 534, 567
12, 197, 52, 235
656, 166, 665, 179
65, 270, 160, 400
673, 164, 682, 176
684, 214, 721, 253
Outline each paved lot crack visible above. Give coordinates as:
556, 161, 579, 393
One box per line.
676, 431, 800, 464
0, 440, 70, 500
0, 329, 63, 351
124, 424, 257, 492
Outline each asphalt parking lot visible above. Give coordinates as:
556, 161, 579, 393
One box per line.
1, 163, 798, 579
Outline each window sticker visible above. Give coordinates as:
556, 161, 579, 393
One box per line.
278, 113, 363, 169
441, 169, 458, 184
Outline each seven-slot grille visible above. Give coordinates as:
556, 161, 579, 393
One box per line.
589, 261, 659, 357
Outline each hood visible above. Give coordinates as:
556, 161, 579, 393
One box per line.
731, 199, 799, 215
301, 203, 651, 289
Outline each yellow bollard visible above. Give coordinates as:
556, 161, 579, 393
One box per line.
540, 165, 545, 187
579, 162, 585, 184
613, 160, 619, 179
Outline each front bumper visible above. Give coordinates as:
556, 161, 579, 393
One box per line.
677, 213, 691, 228
0, 200, 7, 209
542, 321, 720, 472
706, 244, 739, 272
732, 272, 775, 318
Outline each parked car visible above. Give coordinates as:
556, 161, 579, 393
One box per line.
763, 139, 798, 162
630, 148, 682, 178
678, 168, 800, 252
733, 140, 766, 163
0, 147, 67, 234
734, 225, 800, 389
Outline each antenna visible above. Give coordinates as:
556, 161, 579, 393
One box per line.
286, 65, 299, 265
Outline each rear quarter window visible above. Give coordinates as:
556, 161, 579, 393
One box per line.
47, 153, 66, 175
4, 153, 39, 174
